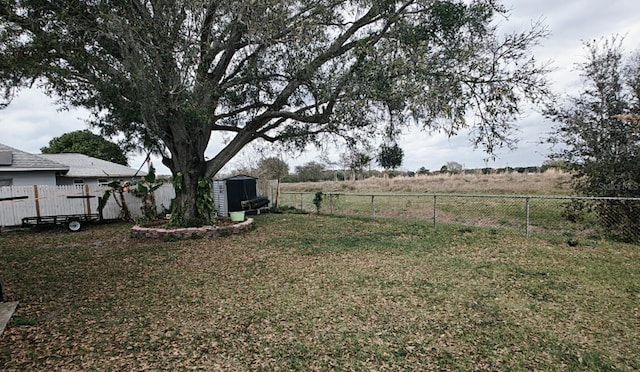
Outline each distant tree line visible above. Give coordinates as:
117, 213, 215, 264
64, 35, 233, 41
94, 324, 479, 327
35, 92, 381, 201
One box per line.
230, 153, 567, 183
263, 161, 558, 183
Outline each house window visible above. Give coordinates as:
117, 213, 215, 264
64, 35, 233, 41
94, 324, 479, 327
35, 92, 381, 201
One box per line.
73, 179, 85, 184
98, 178, 109, 185
0, 178, 12, 187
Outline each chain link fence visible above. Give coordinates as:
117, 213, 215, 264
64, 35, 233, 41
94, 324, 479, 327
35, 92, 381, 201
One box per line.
279, 192, 640, 243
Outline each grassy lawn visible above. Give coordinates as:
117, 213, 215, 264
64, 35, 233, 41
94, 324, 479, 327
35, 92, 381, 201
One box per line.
1, 214, 639, 370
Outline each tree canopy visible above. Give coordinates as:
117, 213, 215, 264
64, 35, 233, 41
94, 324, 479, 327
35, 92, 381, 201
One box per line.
341, 148, 372, 179
0, 0, 550, 225
256, 157, 289, 180
443, 161, 463, 173
294, 161, 327, 182
546, 37, 640, 241
546, 38, 640, 196
377, 143, 404, 170
41, 130, 128, 165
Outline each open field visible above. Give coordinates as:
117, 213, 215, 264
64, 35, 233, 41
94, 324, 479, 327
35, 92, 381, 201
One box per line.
278, 192, 604, 239
2, 215, 639, 370
279, 171, 640, 242
279, 192, 620, 242
280, 171, 573, 195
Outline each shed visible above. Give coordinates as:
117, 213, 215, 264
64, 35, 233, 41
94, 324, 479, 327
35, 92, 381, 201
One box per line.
214, 175, 263, 217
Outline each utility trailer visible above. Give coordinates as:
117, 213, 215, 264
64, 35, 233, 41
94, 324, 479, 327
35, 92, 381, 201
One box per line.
21, 212, 102, 232
20, 193, 106, 232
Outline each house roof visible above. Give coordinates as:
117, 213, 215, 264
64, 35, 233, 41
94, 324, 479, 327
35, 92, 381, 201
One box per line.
38, 153, 147, 178
0, 143, 69, 172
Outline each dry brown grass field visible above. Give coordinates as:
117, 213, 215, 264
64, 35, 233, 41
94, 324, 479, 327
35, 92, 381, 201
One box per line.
2, 216, 639, 370
281, 170, 573, 195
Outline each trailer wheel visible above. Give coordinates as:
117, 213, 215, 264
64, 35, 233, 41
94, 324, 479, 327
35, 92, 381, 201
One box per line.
67, 219, 82, 232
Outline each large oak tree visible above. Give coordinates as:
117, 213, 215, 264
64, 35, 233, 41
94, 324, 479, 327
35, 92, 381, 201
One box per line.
1, 0, 549, 225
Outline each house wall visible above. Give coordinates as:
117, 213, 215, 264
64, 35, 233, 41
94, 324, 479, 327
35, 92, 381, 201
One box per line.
56, 177, 101, 186
55, 176, 141, 186
0, 171, 57, 186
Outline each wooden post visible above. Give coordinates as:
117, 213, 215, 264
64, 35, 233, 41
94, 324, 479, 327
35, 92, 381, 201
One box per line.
33, 185, 41, 219
85, 184, 92, 215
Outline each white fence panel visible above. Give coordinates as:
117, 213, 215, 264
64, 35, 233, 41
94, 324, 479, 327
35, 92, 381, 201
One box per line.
0, 186, 37, 226
0, 183, 177, 227
154, 183, 176, 214
98, 188, 124, 220
92, 184, 175, 220
34, 185, 98, 217
91, 186, 130, 220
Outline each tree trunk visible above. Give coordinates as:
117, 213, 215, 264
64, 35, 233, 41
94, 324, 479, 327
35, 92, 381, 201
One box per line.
171, 166, 208, 226
162, 119, 256, 227
163, 123, 213, 226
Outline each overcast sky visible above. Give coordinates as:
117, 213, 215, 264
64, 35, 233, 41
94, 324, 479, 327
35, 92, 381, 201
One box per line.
1, 0, 639, 175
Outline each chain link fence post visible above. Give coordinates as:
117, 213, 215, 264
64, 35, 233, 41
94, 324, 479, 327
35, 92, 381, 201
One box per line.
371, 195, 375, 218
433, 195, 437, 228
525, 197, 530, 238
329, 193, 334, 215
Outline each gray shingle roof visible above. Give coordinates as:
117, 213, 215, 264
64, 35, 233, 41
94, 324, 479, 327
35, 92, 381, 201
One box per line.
38, 153, 146, 178
0, 143, 69, 172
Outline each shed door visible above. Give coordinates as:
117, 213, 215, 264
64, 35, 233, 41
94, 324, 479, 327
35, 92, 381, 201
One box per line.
226, 180, 244, 212
226, 179, 257, 212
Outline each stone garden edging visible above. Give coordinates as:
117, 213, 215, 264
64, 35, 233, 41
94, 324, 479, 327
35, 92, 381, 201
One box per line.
131, 218, 254, 239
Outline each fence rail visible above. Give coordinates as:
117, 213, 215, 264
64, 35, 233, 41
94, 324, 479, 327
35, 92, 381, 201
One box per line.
280, 192, 640, 242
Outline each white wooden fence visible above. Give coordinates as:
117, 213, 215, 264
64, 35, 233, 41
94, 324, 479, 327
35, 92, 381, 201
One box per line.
0, 184, 175, 227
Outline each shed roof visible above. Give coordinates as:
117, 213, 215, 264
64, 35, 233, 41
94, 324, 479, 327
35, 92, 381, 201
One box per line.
0, 143, 69, 172
223, 174, 257, 181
